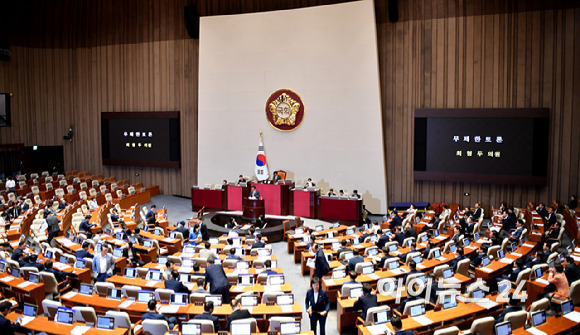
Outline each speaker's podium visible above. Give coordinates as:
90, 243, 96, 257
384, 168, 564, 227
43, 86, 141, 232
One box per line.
242, 198, 265, 220
252, 180, 294, 215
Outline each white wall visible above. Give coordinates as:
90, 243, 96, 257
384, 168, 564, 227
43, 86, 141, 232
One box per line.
198, 0, 387, 213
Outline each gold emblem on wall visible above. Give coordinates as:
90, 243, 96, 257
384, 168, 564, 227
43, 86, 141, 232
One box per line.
265, 89, 305, 132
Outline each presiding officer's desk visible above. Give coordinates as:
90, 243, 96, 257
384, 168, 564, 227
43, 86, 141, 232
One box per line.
318, 196, 362, 222
7, 313, 129, 335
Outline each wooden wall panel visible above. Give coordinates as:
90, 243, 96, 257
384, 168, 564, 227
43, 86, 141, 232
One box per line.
0, 0, 579, 214
380, 4, 580, 212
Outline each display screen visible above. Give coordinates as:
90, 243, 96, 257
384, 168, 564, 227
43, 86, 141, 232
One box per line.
101, 112, 180, 168
414, 109, 549, 185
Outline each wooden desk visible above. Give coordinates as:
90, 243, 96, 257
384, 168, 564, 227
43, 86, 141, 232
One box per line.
227, 184, 251, 211
230, 282, 292, 295
107, 275, 165, 289
512, 308, 580, 334
243, 198, 265, 220
318, 196, 362, 222
139, 231, 183, 255
291, 189, 320, 218
0, 272, 45, 313
191, 187, 227, 210
474, 243, 535, 281
7, 313, 129, 335
117, 190, 151, 210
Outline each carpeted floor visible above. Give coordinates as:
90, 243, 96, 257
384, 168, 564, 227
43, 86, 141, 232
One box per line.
145, 195, 346, 335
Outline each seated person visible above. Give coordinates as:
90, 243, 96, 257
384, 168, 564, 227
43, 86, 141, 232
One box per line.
548, 263, 570, 297
261, 260, 277, 275
509, 219, 525, 240
327, 188, 336, 197
172, 221, 189, 238
226, 248, 243, 261
495, 293, 521, 324
347, 249, 364, 273
376, 229, 390, 250
110, 209, 119, 223
237, 175, 246, 185
24, 254, 44, 271
471, 245, 487, 268
251, 235, 266, 249
403, 222, 417, 239
142, 299, 178, 329
304, 178, 316, 188
422, 241, 433, 259
564, 255, 580, 285
336, 240, 351, 260
526, 250, 544, 269
165, 270, 190, 294
351, 190, 361, 199
390, 315, 413, 335
353, 283, 377, 320
225, 298, 252, 331
399, 243, 418, 262
164, 261, 176, 280
75, 242, 94, 260
393, 226, 405, 246
193, 301, 220, 331
193, 277, 208, 293
43, 260, 68, 282
449, 247, 465, 271
343, 271, 359, 285
199, 241, 219, 260
497, 259, 525, 283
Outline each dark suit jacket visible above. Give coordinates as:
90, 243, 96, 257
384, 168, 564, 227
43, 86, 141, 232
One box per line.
395, 330, 414, 335
226, 254, 243, 261
251, 241, 266, 249
11, 248, 24, 261
75, 249, 93, 259
353, 294, 378, 319
422, 247, 431, 259
0, 314, 17, 335
495, 306, 521, 323
565, 264, 580, 286
225, 309, 252, 331
347, 256, 364, 273
449, 255, 465, 271
473, 208, 482, 220
142, 312, 171, 324
337, 247, 351, 260
391, 216, 403, 227
250, 190, 260, 198
200, 223, 210, 241
315, 248, 330, 279
376, 235, 390, 250
404, 226, 417, 239
471, 253, 485, 267
24, 262, 44, 271
193, 311, 220, 331
44, 267, 67, 282
305, 289, 330, 314
165, 279, 190, 293
452, 233, 461, 245
546, 213, 556, 228
205, 264, 230, 293
394, 232, 405, 246
511, 227, 524, 239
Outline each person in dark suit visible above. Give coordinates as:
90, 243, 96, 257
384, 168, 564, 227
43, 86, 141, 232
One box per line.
43, 260, 68, 282
237, 175, 246, 185
336, 240, 351, 260
404, 222, 417, 239
351, 190, 361, 199
251, 235, 266, 249
545, 207, 557, 230
79, 215, 95, 236
205, 257, 230, 303
305, 277, 330, 335
510, 220, 525, 240
399, 243, 417, 262
199, 221, 210, 241
526, 251, 544, 269
495, 294, 521, 324
389, 212, 403, 228
165, 270, 190, 294
110, 209, 119, 223
24, 254, 44, 271
378, 247, 396, 269
0, 301, 19, 335
391, 315, 413, 335
422, 241, 434, 259
473, 202, 482, 221
451, 225, 461, 245
353, 283, 378, 320
46, 211, 61, 244
343, 271, 359, 285
11, 241, 26, 262
225, 298, 252, 331
262, 260, 278, 276
75, 242, 94, 260
540, 221, 561, 250
226, 248, 243, 261
498, 259, 524, 283
18, 198, 29, 213
313, 244, 330, 279
172, 221, 189, 238
347, 249, 364, 273
449, 247, 465, 272
249, 186, 260, 199
402, 261, 421, 284
193, 301, 220, 331
471, 245, 487, 268
536, 203, 548, 219
142, 299, 177, 329
145, 205, 156, 221
376, 230, 390, 250
393, 226, 405, 246
564, 256, 580, 286
221, 180, 228, 190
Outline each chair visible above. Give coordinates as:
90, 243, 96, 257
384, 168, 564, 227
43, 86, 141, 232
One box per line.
405, 252, 421, 264
364, 247, 378, 257
31, 186, 40, 195
402, 299, 425, 316
128, 186, 136, 195
443, 241, 454, 254
405, 273, 425, 286
513, 268, 531, 287
456, 258, 470, 277
262, 291, 284, 304
73, 306, 98, 324
365, 305, 391, 323
155, 288, 174, 303
433, 264, 449, 279
20, 267, 39, 279
487, 245, 500, 259
433, 326, 460, 335
269, 317, 295, 332
355, 261, 373, 274
67, 185, 75, 194
550, 242, 560, 253
34, 195, 42, 204
137, 267, 150, 278
467, 316, 494, 335
570, 279, 580, 305
190, 292, 210, 304
504, 310, 527, 329
341, 283, 363, 296
377, 278, 396, 295
501, 238, 510, 253
187, 319, 215, 333
40, 271, 69, 299
402, 237, 415, 247
106, 311, 143, 335
529, 298, 549, 313
142, 319, 169, 335
92, 180, 99, 188
547, 252, 559, 264
231, 318, 257, 333
42, 299, 62, 318
531, 264, 549, 280
79, 191, 88, 201
89, 189, 98, 198
95, 282, 114, 295
122, 285, 142, 300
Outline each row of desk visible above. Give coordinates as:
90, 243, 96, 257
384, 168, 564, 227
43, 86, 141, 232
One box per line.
192, 183, 362, 221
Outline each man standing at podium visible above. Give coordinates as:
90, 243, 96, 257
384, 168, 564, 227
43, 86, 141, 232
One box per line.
249, 186, 260, 199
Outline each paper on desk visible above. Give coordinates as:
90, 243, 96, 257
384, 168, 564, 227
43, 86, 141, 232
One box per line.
480, 267, 493, 273
412, 315, 433, 326
523, 243, 535, 248
159, 305, 180, 314
391, 268, 408, 275
500, 258, 514, 264
574, 247, 580, 253
20, 315, 34, 326
368, 273, 381, 280
444, 277, 461, 284
70, 325, 91, 335
572, 256, 580, 262
232, 286, 245, 292
536, 278, 549, 286
325, 279, 336, 286
281, 305, 294, 313
526, 327, 547, 335
292, 234, 304, 239
477, 239, 487, 244
145, 281, 157, 287
53, 262, 69, 270
366, 324, 392, 335
118, 300, 134, 308
265, 285, 281, 292
17, 281, 34, 288
435, 236, 446, 240
476, 298, 498, 309
416, 264, 426, 270
511, 253, 522, 257
564, 311, 580, 323
163, 238, 176, 243
0, 276, 14, 282
155, 264, 165, 270
61, 291, 77, 299
246, 307, 253, 313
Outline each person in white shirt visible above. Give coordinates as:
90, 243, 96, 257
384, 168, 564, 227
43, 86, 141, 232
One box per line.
88, 197, 99, 210
304, 178, 316, 189
92, 244, 115, 282
5, 177, 16, 194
